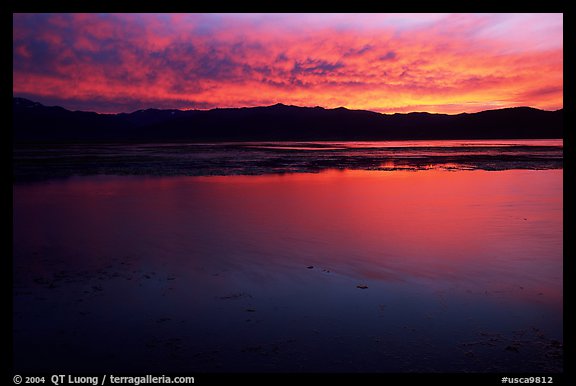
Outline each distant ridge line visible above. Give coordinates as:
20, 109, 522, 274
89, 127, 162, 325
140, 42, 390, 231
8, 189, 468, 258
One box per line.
13, 97, 563, 142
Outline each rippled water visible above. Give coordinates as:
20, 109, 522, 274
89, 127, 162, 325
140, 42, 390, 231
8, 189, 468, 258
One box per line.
13, 139, 563, 181
13, 157, 563, 373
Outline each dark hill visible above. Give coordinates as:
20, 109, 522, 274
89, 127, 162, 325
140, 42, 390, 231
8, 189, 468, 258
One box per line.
13, 97, 562, 142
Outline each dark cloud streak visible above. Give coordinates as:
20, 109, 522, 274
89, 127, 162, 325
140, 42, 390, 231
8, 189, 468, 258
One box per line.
12, 13, 563, 114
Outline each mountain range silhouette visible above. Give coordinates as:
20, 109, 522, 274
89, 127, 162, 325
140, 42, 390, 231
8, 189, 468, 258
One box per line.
13, 98, 562, 142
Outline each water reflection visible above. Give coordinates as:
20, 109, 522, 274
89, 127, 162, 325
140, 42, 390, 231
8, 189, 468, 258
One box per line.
13, 139, 563, 181
13, 169, 562, 372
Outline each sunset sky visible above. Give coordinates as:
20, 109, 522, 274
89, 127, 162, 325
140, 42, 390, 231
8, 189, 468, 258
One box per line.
13, 13, 563, 114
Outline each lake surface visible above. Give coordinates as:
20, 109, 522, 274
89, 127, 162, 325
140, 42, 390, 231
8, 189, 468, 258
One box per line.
12, 140, 563, 373
13, 139, 563, 180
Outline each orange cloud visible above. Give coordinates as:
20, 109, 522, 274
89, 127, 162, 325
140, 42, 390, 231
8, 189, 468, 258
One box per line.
13, 13, 563, 114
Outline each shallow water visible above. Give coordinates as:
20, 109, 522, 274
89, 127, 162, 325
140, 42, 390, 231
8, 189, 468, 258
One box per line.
13, 167, 562, 373
13, 139, 563, 180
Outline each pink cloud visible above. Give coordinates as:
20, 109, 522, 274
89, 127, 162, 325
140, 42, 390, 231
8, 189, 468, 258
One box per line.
13, 13, 563, 114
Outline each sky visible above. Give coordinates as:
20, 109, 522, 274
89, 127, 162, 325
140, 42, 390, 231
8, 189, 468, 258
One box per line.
13, 13, 563, 114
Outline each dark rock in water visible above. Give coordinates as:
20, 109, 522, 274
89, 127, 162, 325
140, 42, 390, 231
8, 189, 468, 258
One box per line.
307, 266, 314, 269
357, 285, 369, 289
505, 345, 519, 352
218, 292, 252, 300
245, 309, 256, 312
